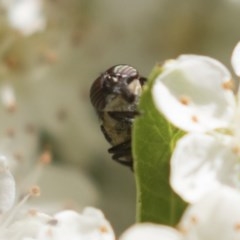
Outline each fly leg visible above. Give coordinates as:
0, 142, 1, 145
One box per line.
108, 140, 133, 169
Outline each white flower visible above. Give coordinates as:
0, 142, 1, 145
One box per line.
0, 207, 115, 240
120, 224, 181, 240
152, 44, 240, 203
152, 55, 236, 133
120, 186, 240, 240
0, 85, 16, 112
36, 208, 114, 240
170, 133, 238, 203
0, 154, 104, 240
1, 0, 46, 36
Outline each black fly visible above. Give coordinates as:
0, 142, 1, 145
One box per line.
90, 65, 146, 169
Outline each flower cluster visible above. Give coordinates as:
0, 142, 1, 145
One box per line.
119, 186, 240, 240
0, 156, 112, 240
123, 41, 240, 239
151, 42, 240, 203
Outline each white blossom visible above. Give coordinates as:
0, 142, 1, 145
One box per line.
1, 0, 46, 36
170, 133, 237, 203
0, 153, 102, 240
152, 55, 236, 133
120, 224, 182, 240
0, 207, 114, 240
0, 85, 16, 111
36, 208, 114, 240
152, 44, 240, 203
120, 186, 240, 240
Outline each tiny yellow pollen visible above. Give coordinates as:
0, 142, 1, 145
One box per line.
222, 80, 234, 90
190, 215, 198, 224
28, 209, 38, 216
29, 185, 41, 197
39, 150, 52, 165
99, 225, 109, 233
179, 95, 191, 105
177, 225, 188, 235
232, 146, 240, 155
191, 115, 198, 123
234, 223, 240, 231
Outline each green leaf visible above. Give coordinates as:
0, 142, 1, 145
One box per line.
133, 64, 187, 225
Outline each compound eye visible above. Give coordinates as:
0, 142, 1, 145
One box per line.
90, 76, 106, 110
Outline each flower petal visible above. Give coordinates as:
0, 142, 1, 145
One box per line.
180, 186, 240, 240
0, 155, 15, 213
7, 0, 46, 36
170, 133, 237, 203
231, 41, 240, 76
120, 223, 182, 240
36, 207, 115, 240
152, 55, 236, 132
0, 210, 51, 239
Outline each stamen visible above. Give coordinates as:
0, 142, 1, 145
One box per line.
99, 225, 108, 233
39, 150, 52, 165
179, 95, 191, 105
177, 225, 188, 235
0, 186, 40, 229
191, 115, 198, 123
18, 151, 51, 192
232, 146, 240, 155
222, 80, 234, 90
29, 185, 41, 197
234, 223, 240, 231
28, 208, 38, 216
190, 215, 198, 224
